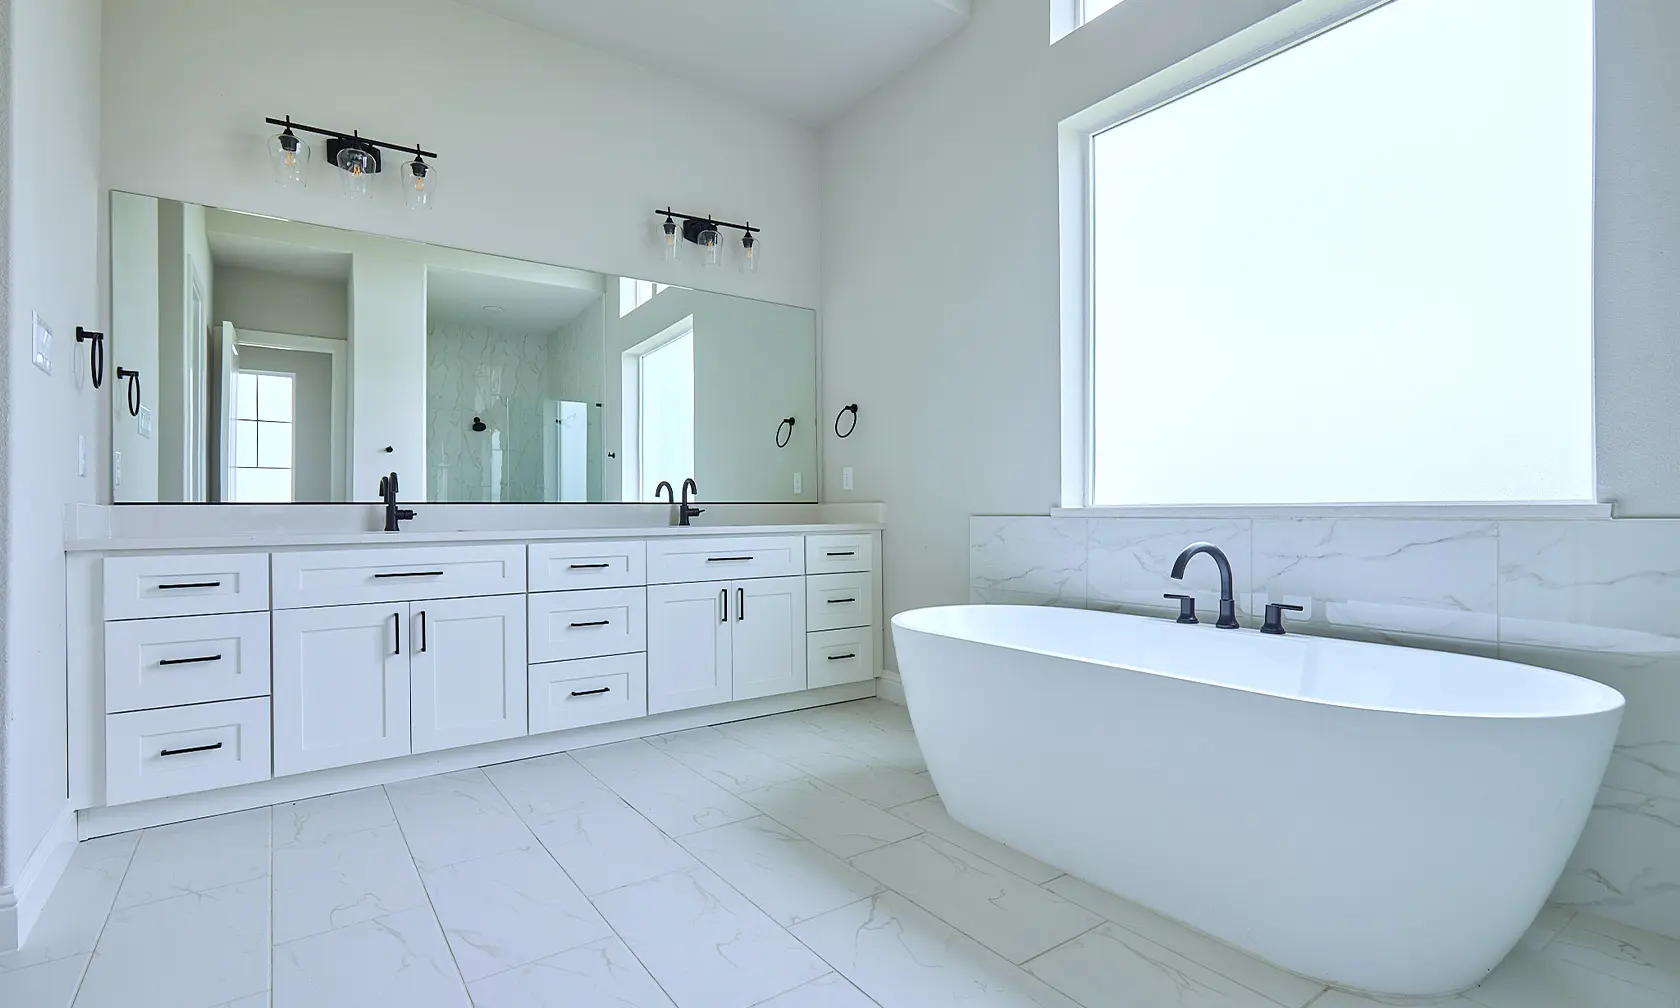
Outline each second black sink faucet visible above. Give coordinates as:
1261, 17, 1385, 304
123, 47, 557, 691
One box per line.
1170, 542, 1240, 629
380, 472, 416, 532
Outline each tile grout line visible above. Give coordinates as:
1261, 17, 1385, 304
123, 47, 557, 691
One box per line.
479, 756, 688, 1008
377, 781, 482, 1005
63, 828, 144, 1008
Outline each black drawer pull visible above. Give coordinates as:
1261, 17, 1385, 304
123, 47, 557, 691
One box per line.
826, 551, 856, 557
827, 598, 858, 604
569, 620, 610, 628
569, 563, 611, 570
706, 556, 755, 563
374, 571, 445, 579
827, 653, 858, 661
159, 654, 223, 666
570, 686, 612, 697
157, 581, 221, 590
159, 742, 223, 757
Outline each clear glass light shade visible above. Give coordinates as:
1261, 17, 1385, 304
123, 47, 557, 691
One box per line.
402, 157, 438, 210
269, 131, 310, 187
698, 228, 723, 268
336, 145, 377, 199
739, 233, 760, 274
661, 218, 681, 261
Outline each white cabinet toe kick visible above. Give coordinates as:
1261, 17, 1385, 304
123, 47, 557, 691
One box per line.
68, 529, 883, 835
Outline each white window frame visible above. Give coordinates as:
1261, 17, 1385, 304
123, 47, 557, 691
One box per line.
1054, 0, 1609, 520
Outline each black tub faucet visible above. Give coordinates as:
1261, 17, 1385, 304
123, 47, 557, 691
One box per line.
380, 472, 416, 532
1170, 542, 1239, 629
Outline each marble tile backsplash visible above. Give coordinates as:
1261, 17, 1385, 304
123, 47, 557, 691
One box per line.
969, 515, 1680, 941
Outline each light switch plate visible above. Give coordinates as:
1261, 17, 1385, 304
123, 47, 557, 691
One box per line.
31, 313, 52, 375
113, 450, 123, 487
842, 467, 854, 491
78, 435, 87, 477
137, 405, 155, 439
793, 472, 803, 495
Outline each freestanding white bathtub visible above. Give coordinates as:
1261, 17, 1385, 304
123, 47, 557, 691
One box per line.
892, 605, 1623, 999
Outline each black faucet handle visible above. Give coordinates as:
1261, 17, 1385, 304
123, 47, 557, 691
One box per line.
1262, 602, 1305, 635
1163, 593, 1199, 624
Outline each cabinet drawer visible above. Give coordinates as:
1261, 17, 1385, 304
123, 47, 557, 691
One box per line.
529, 654, 648, 734
808, 628, 877, 688
529, 540, 647, 592
105, 612, 272, 713
105, 698, 272, 805
103, 553, 269, 620
272, 545, 525, 609
647, 536, 804, 584
529, 587, 647, 663
806, 534, 875, 575
807, 572, 875, 632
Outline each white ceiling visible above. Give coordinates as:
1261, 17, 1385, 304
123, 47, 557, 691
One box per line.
207, 230, 352, 282
453, 0, 971, 124
426, 267, 603, 332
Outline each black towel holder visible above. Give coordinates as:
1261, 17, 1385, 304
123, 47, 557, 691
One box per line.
776, 417, 796, 448
76, 328, 105, 389
117, 367, 142, 417
834, 404, 859, 439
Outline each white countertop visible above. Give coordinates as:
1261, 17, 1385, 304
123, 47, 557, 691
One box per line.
66, 522, 884, 553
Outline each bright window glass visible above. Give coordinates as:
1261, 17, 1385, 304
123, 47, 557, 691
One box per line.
638, 328, 694, 500
1088, 0, 1594, 506
1082, 0, 1123, 24
230, 370, 295, 502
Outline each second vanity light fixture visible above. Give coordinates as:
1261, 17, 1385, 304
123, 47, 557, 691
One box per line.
657, 208, 762, 273
267, 116, 441, 209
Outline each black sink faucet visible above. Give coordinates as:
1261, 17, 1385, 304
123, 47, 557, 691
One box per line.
679, 478, 704, 527
1170, 542, 1240, 629
655, 480, 675, 504
380, 472, 416, 532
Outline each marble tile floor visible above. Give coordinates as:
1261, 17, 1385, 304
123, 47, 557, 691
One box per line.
4, 698, 1679, 1008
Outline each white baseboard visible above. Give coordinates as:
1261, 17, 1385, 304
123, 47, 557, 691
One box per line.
80, 681, 877, 839
0, 804, 78, 952
876, 669, 905, 706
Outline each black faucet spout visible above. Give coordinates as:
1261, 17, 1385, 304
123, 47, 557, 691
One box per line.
1170, 541, 1239, 629
381, 472, 416, 532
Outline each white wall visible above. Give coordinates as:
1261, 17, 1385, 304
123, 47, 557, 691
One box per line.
0, 0, 102, 937
108, 193, 159, 501
821, 0, 1680, 664
214, 267, 350, 343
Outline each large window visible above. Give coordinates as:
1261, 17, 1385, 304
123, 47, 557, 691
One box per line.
636, 327, 695, 500
1084, 0, 1594, 507
1081, 0, 1123, 25
230, 371, 295, 502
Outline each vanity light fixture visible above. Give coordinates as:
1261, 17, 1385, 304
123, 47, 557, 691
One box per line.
268, 117, 311, 187
263, 118, 441, 205
654, 208, 762, 271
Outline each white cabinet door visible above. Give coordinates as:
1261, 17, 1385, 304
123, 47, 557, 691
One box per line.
273, 603, 411, 776
647, 582, 732, 714
410, 595, 527, 754
732, 577, 808, 701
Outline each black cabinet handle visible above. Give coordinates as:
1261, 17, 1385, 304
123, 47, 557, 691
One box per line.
374, 571, 445, 579
737, 587, 745, 622
160, 742, 222, 757
569, 620, 610, 628
393, 612, 401, 655
159, 654, 222, 666
720, 589, 728, 623
157, 581, 221, 590
827, 653, 858, 661
418, 610, 428, 653
827, 598, 858, 605
826, 551, 856, 557
569, 563, 611, 570
570, 686, 612, 697
706, 556, 754, 563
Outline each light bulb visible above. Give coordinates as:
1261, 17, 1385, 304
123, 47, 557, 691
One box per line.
662, 215, 680, 261
740, 231, 760, 274
403, 154, 437, 210
336, 141, 376, 199
699, 227, 723, 268
268, 123, 310, 187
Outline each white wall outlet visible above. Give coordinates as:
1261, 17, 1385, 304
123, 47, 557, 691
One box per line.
137, 405, 155, 439
78, 435, 87, 477
842, 466, 854, 491
113, 450, 123, 487
793, 471, 803, 495
31, 313, 52, 375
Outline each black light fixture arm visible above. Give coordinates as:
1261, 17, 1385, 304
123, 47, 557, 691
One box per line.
266, 117, 439, 161
656, 208, 761, 235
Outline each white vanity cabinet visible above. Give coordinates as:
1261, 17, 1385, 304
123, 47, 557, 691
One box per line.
80, 527, 881, 821
646, 576, 808, 713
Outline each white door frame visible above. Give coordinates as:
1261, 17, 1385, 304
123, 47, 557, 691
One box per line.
233, 329, 350, 501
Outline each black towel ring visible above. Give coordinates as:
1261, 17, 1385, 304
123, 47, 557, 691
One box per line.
117, 367, 142, 417
76, 328, 105, 389
834, 403, 859, 439
776, 417, 796, 449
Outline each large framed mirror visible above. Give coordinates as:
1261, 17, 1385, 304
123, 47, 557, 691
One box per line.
108, 192, 818, 504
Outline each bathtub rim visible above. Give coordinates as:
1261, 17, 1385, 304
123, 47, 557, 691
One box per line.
892, 605, 1625, 722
